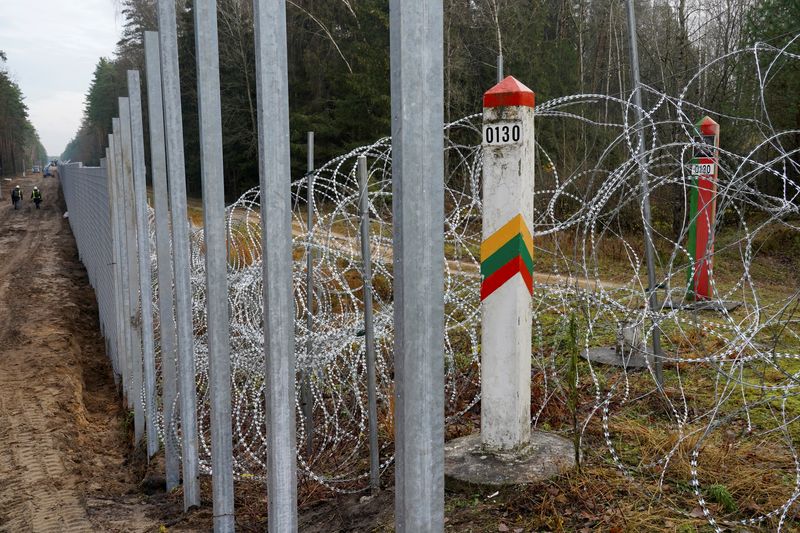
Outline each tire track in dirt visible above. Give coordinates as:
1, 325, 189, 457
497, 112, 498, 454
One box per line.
0, 173, 174, 532
0, 174, 95, 532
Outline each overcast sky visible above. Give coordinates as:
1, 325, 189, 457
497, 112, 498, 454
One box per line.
0, 0, 121, 156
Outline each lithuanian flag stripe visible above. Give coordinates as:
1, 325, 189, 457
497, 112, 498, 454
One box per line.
480, 214, 534, 301
480, 234, 533, 279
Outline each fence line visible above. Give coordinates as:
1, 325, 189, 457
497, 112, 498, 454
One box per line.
57, 15, 800, 533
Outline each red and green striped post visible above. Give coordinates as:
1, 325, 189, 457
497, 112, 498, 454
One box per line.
480, 76, 535, 450
686, 116, 720, 300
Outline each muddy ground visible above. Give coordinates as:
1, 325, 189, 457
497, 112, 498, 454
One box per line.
0, 172, 395, 533
0, 173, 187, 532
5, 171, 751, 532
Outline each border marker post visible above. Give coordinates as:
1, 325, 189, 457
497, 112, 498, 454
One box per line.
480, 76, 535, 450
687, 117, 720, 301
444, 77, 573, 487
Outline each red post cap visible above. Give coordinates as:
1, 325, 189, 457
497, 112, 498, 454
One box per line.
696, 116, 719, 136
483, 76, 535, 109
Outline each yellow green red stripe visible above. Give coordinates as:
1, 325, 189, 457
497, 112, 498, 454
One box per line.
481, 214, 534, 301
481, 234, 533, 278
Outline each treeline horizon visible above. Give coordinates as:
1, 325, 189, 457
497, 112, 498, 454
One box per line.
0, 51, 47, 178
61, 0, 797, 215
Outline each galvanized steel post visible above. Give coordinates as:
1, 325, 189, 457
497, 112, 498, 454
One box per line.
194, 1, 235, 530
497, 54, 504, 84
144, 30, 181, 491
107, 135, 125, 384
128, 70, 160, 459
303, 131, 315, 456
157, 0, 201, 509
111, 120, 132, 404
389, 0, 445, 529
358, 155, 380, 493
119, 98, 146, 443
625, 0, 663, 386
253, 0, 298, 529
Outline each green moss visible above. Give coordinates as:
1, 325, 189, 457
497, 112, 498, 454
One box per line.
706, 484, 737, 513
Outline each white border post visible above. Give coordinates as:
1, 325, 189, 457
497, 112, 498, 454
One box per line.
389, 0, 445, 529
157, 0, 201, 509
253, 0, 298, 530
144, 30, 181, 491
479, 77, 535, 450
194, 1, 235, 530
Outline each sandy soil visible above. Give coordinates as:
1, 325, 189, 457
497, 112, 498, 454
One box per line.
0, 173, 176, 532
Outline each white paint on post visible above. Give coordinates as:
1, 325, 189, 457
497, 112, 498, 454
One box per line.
193, 1, 235, 530
157, 0, 201, 510
480, 77, 535, 451
128, 70, 160, 459
144, 30, 181, 491
253, 0, 298, 530
389, 0, 445, 529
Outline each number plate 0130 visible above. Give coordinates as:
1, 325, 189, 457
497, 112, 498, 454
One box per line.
483, 122, 523, 146
691, 163, 714, 176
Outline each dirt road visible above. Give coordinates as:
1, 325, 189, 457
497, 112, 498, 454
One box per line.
0, 173, 170, 532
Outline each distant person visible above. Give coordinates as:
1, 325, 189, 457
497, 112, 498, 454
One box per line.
31, 186, 42, 209
10, 185, 22, 210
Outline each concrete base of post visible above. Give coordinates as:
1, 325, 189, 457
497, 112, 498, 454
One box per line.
665, 297, 742, 313
444, 432, 575, 488
581, 321, 650, 369
581, 346, 650, 369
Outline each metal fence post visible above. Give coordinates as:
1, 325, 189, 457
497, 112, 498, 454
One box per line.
497, 54, 504, 83
107, 136, 125, 386
358, 155, 380, 493
157, 0, 201, 510
111, 120, 132, 404
194, 1, 235, 529
128, 71, 160, 459
625, 0, 663, 387
119, 96, 146, 446
303, 131, 314, 456
253, 0, 298, 530
389, 0, 445, 529
144, 30, 181, 492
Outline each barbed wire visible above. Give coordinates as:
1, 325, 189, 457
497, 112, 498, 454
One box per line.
145, 39, 800, 530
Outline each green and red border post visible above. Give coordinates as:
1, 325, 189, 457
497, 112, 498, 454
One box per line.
686, 116, 720, 301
